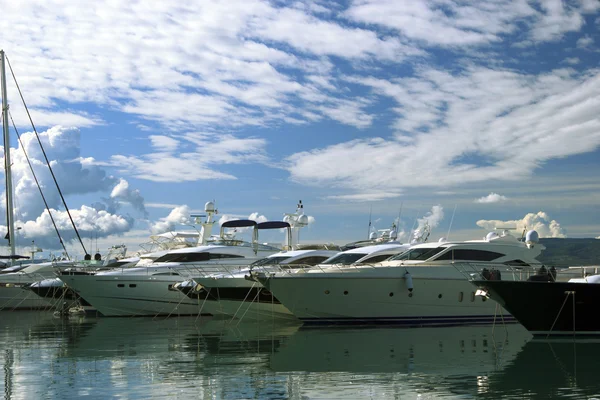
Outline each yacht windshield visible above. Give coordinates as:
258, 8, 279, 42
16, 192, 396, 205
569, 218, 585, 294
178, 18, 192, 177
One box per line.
321, 253, 367, 265
389, 247, 445, 261
250, 256, 291, 267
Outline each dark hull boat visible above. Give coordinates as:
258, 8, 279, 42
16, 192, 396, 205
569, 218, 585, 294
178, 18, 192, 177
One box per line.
474, 278, 600, 336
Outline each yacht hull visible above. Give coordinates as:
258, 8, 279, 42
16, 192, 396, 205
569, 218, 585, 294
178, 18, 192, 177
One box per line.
474, 280, 600, 336
185, 277, 296, 321
60, 274, 213, 317
261, 268, 513, 326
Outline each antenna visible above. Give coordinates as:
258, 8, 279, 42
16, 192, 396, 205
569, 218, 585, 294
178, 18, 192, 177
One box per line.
367, 205, 372, 239
446, 204, 457, 240
410, 206, 421, 233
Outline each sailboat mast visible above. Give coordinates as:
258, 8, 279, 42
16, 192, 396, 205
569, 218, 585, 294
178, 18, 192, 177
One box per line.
0, 50, 16, 258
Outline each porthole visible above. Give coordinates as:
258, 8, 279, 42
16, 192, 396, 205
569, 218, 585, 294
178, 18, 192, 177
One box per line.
458, 292, 464, 302
438, 294, 442, 299
343, 290, 349, 295
324, 290, 330, 295
117, 284, 124, 288
408, 293, 413, 298
389, 292, 394, 297
471, 292, 475, 302
482, 296, 487, 302
129, 284, 137, 288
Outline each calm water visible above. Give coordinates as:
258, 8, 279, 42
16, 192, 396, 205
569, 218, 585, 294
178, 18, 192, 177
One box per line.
1, 311, 599, 399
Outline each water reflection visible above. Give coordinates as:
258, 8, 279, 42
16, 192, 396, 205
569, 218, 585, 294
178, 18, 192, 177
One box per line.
0, 312, 599, 399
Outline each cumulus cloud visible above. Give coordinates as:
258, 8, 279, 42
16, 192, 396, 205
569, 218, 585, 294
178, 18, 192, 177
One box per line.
476, 211, 567, 238
0, 206, 131, 252
150, 205, 191, 234
476, 193, 508, 204
0, 126, 148, 250
411, 205, 444, 242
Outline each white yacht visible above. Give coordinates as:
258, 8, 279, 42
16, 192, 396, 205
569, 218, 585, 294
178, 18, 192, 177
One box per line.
178, 242, 410, 321
0, 245, 127, 310
59, 202, 308, 317
252, 230, 545, 326
176, 248, 340, 321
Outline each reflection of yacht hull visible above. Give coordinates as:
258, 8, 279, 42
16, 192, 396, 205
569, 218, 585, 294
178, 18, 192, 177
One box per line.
0, 285, 51, 310
61, 274, 212, 317
474, 280, 600, 335
206, 299, 296, 322
271, 324, 530, 374
262, 269, 514, 326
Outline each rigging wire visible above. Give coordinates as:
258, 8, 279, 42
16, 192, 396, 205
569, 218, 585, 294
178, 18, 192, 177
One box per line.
8, 111, 70, 258
0, 112, 10, 245
5, 54, 87, 256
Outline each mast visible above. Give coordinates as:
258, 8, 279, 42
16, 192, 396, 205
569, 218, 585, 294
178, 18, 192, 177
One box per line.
0, 50, 16, 259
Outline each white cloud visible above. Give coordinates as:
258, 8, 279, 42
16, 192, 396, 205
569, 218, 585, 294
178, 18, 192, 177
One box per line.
476, 211, 567, 238
1, 206, 131, 252
0, 126, 147, 250
476, 193, 508, 204
345, 0, 598, 46
417, 205, 444, 231
108, 132, 268, 182
564, 57, 580, 65
286, 66, 600, 195
325, 192, 402, 202
151, 205, 191, 234
576, 35, 594, 49
149, 135, 180, 152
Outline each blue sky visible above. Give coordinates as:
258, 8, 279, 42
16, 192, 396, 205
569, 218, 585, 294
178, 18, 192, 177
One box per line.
1, 0, 599, 256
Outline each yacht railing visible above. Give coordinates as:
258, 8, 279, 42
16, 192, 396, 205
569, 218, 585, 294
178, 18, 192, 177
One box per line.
171, 263, 318, 279
248, 260, 546, 278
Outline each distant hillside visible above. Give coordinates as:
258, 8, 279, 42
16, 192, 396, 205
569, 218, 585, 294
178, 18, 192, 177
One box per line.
538, 238, 600, 267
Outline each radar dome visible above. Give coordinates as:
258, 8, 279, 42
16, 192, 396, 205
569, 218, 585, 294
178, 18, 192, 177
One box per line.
438, 237, 447, 243
389, 229, 398, 240
369, 231, 378, 240
486, 232, 499, 241
283, 215, 291, 223
204, 201, 215, 213
525, 230, 539, 244
298, 214, 309, 226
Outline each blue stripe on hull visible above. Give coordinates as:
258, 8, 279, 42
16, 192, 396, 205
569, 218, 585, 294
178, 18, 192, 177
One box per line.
299, 315, 516, 326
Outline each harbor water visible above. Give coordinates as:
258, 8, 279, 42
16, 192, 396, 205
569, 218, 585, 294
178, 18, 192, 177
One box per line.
1, 311, 599, 399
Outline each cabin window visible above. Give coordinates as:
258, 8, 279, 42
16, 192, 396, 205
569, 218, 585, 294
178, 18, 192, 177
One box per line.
471, 292, 475, 302
151, 272, 181, 276
458, 292, 464, 302
117, 284, 125, 288
154, 252, 245, 263
250, 256, 290, 267
433, 249, 504, 262
286, 256, 331, 267
389, 247, 445, 261
129, 284, 137, 288
321, 253, 367, 265
504, 259, 530, 267
357, 254, 395, 264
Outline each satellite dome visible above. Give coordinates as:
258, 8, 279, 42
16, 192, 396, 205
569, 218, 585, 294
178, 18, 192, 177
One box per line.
369, 231, 378, 240
389, 229, 398, 240
283, 215, 291, 223
525, 230, 539, 244
486, 232, 499, 241
298, 214, 309, 226
438, 237, 447, 243
204, 201, 215, 212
